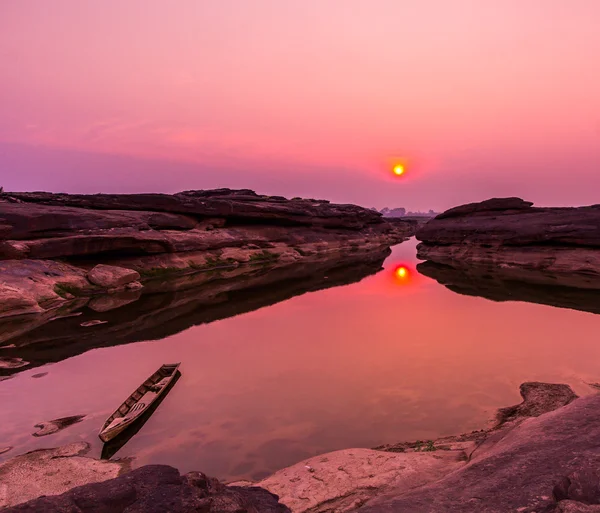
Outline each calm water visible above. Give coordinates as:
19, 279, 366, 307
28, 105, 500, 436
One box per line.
1, 239, 599, 481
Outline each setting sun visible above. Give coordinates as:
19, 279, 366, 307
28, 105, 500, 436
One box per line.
393, 164, 405, 176
395, 266, 408, 279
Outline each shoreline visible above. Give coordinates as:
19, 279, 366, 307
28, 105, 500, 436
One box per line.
1, 381, 598, 512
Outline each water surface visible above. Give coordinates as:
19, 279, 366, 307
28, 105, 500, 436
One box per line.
1, 239, 599, 481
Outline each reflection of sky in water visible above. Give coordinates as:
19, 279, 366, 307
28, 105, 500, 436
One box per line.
1, 239, 599, 481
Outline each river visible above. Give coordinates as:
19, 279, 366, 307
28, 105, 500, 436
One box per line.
1, 239, 599, 482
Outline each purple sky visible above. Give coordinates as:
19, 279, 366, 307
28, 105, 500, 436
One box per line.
1, 1, 599, 210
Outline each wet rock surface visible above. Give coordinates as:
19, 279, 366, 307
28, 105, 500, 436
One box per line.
2, 465, 290, 513
31, 415, 86, 437
416, 198, 600, 291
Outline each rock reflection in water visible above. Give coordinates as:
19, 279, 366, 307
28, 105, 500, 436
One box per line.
417, 260, 600, 315
0, 247, 391, 378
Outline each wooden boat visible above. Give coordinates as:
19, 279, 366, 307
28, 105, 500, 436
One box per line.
99, 363, 180, 443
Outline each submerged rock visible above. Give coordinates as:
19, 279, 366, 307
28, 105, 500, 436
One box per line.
32, 415, 86, 437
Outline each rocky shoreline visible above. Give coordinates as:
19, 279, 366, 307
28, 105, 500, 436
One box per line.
1, 382, 598, 512
416, 197, 600, 291
0, 189, 415, 320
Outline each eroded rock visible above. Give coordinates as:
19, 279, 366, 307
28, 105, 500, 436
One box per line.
87, 264, 141, 288
416, 198, 600, 291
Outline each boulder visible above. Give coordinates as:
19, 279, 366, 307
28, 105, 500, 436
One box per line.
3, 464, 290, 512
87, 264, 140, 288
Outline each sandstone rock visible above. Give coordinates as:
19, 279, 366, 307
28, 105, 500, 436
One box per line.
0, 286, 42, 319
2, 464, 290, 512
251, 448, 465, 513
32, 415, 86, 437
0, 442, 127, 509
360, 392, 600, 512
2, 189, 384, 230
416, 198, 600, 291
496, 382, 578, 427
87, 264, 141, 288
417, 198, 600, 247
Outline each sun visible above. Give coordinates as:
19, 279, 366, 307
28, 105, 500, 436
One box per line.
395, 266, 409, 279
393, 164, 405, 176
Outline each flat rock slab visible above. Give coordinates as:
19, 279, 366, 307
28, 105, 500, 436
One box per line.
249, 448, 465, 512
0, 442, 128, 509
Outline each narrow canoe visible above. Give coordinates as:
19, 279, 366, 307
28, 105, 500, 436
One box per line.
99, 363, 180, 443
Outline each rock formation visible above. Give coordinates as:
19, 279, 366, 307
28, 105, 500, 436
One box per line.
416, 198, 600, 291
0, 189, 413, 320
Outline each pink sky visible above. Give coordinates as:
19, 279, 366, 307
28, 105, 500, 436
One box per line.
1, 1, 599, 210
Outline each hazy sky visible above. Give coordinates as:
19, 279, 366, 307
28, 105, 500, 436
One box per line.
1, 1, 599, 210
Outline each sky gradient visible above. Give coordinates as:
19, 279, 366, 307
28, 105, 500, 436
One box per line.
1, 1, 599, 210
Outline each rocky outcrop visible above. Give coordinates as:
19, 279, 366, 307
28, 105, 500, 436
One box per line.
416, 198, 600, 291
0, 189, 414, 319
247, 382, 592, 513
0, 246, 390, 377
2, 464, 289, 513
360, 389, 600, 513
